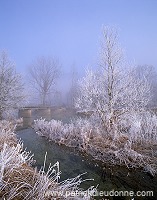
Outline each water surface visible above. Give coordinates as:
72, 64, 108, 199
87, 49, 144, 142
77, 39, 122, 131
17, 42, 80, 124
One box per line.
17, 109, 157, 199
17, 128, 108, 190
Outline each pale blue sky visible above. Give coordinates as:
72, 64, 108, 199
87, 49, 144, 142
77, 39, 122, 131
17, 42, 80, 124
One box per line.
0, 0, 157, 78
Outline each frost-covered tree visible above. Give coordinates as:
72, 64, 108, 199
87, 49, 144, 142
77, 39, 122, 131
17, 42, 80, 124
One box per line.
0, 51, 24, 120
29, 56, 60, 106
135, 65, 157, 107
75, 27, 151, 135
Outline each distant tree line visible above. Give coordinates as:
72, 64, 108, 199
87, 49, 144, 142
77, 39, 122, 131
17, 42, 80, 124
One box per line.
0, 26, 157, 120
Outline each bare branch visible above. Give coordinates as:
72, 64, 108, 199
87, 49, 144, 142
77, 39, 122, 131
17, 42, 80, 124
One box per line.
29, 56, 61, 106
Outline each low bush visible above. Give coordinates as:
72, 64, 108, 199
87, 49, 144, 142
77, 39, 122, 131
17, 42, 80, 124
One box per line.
33, 113, 157, 176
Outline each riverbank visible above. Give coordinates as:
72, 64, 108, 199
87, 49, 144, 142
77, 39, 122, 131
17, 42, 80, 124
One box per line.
0, 120, 95, 200
34, 118, 157, 173
18, 127, 157, 199
33, 118, 157, 199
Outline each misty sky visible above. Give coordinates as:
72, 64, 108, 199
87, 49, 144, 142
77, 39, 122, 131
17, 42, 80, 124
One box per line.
0, 0, 157, 85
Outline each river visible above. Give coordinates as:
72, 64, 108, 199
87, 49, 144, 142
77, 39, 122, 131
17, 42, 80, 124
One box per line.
16, 108, 157, 199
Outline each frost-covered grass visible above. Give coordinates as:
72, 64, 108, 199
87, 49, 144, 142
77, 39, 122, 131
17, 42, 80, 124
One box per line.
34, 118, 100, 148
34, 112, 157, 176
0, 120, 95, 200
0, 120, 17, 151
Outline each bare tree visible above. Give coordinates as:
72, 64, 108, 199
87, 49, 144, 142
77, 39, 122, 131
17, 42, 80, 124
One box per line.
75, 27, 151, 136
0, 51, 24, 119
29, 56, 60, 106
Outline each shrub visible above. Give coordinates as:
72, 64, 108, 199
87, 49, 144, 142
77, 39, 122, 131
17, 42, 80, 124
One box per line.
33, 115, 157, 176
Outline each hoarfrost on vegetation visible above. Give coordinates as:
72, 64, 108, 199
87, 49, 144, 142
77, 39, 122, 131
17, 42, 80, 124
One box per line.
34, 114, 157, 176
74, 27, 152, 150
0, 120, 95, 199
0, 51, 25, 120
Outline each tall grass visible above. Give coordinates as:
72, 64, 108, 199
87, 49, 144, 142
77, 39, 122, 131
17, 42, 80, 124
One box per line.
0, 120, 95, 199
34, 112, 157, 176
